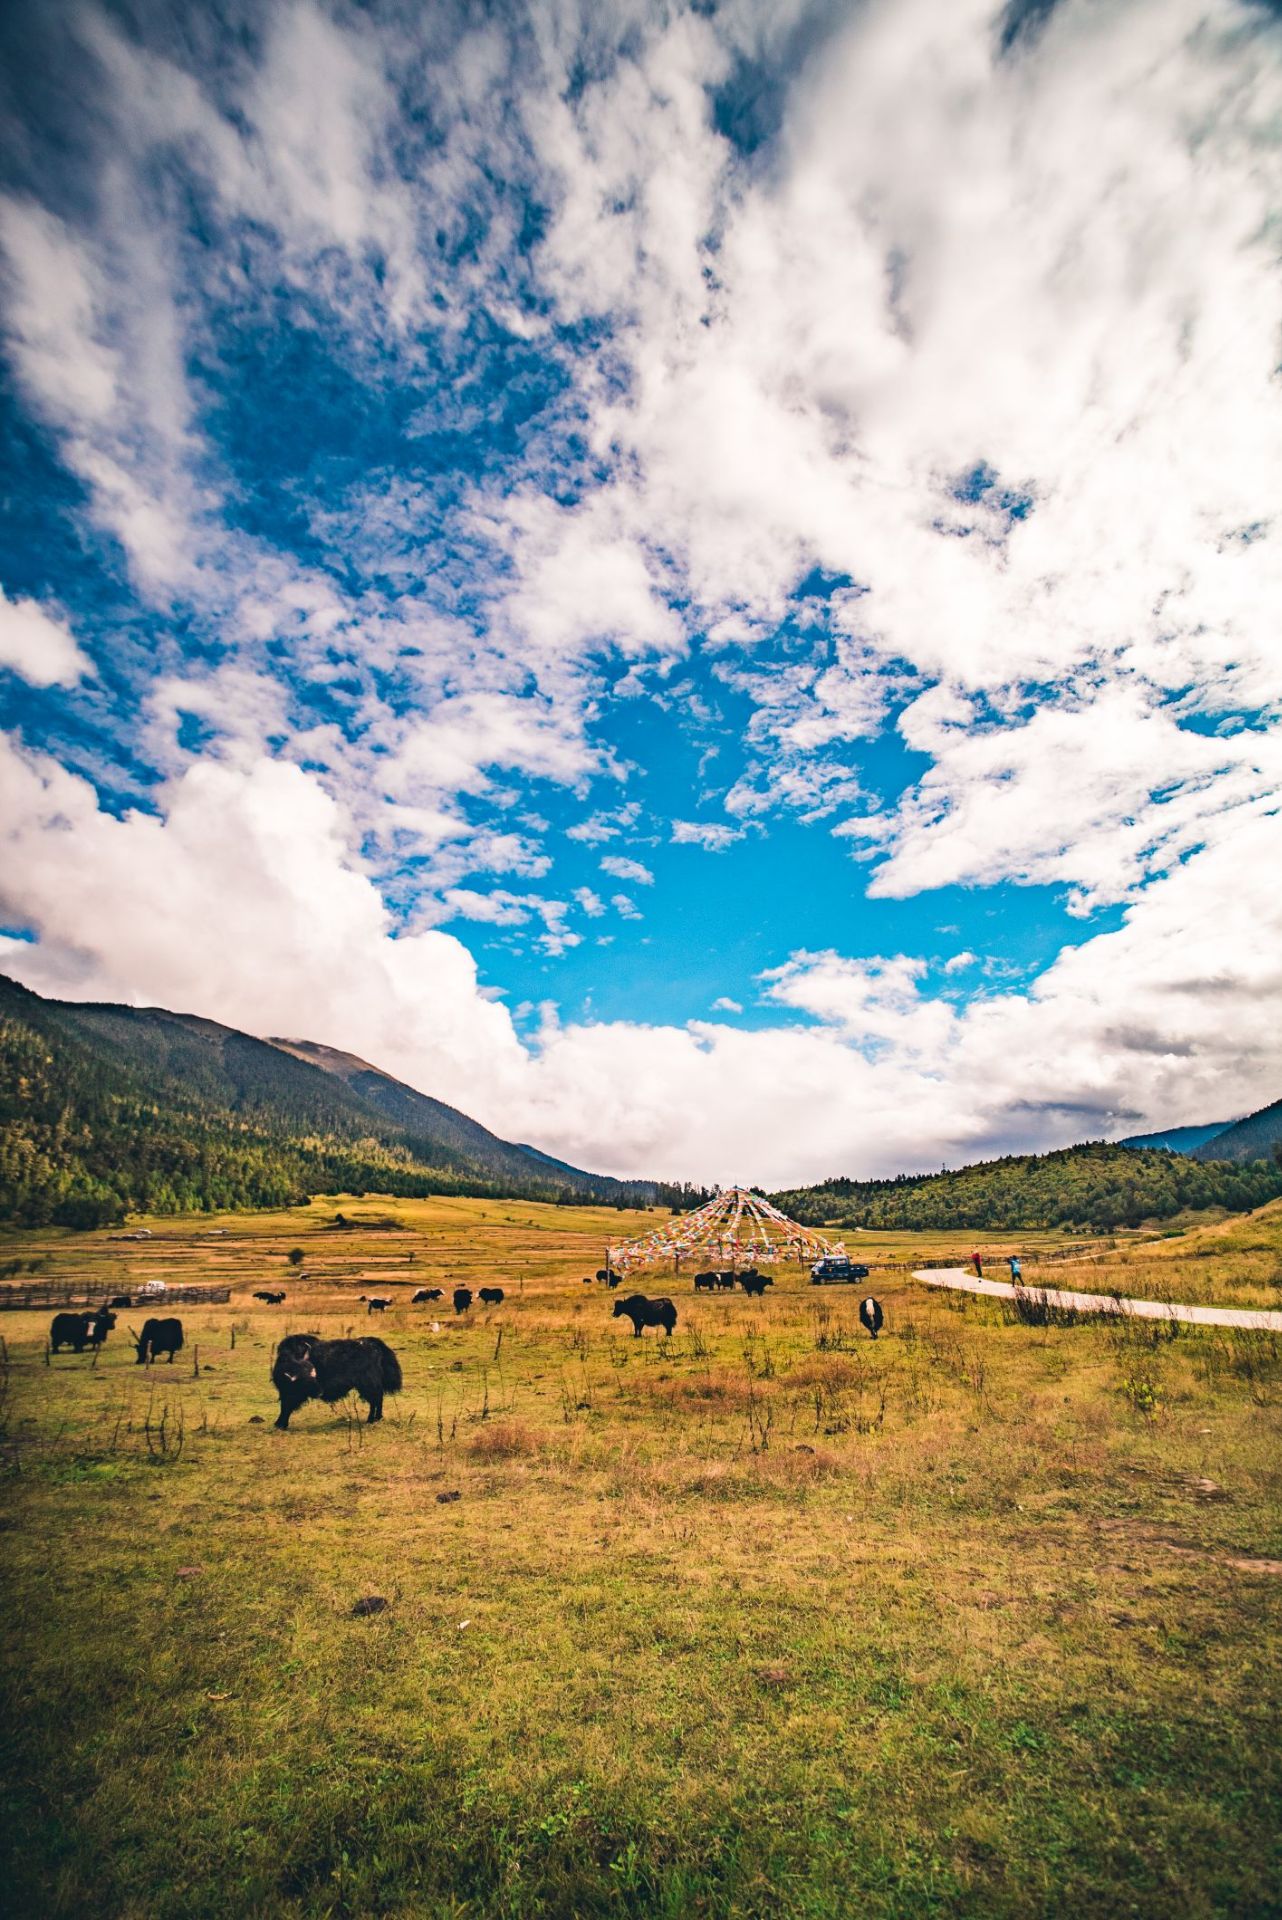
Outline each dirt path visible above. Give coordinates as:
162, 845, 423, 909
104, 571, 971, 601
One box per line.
913, 1267, 1282, 1331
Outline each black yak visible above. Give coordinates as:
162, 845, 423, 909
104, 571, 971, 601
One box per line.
108, 1294, 132, 1308
271, 1333, 403, 1429
50, 1307, 115, 1354
612, 1294, 677, 1338
361, 1296, 392, 1313
739, 1271, 774, 1298
715, 1272, 737, 1290
479, 1286, 504, 1306
254, 1290, 286, 1305
693, 1272, 717, 1292
83, 1306, 116, 1348
453, 1287, 473, 1314
859, 1297, 884, 1340
135, 1317, 183, 1364
411, 1287, 444, 1304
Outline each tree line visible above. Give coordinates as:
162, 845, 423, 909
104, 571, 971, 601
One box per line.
771, 1141, 1282, 1234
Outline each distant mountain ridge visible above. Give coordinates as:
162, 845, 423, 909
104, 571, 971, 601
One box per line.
0, 974, 699, 1227
1190, 1097, 1282, 1166
1118, 1122, 1237, 1154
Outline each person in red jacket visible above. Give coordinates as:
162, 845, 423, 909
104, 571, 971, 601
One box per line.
971, 1250, 984, 1277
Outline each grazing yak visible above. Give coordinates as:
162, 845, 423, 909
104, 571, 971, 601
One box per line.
693, 1272, 717, 1292
411, 1287, 444, 1304
596, 1268, 623, 1289
135, 1317, 183, 1364
612, 1294, 677, 1338
108, 1293, 132, 1308
271, 1333, 403, 1428
859, 1297, 884, 1340
739, 1271, 774, 1298
453, 1287, 473, 1314
254, 1290, 286, 1305
50, 1307, 116, 1354
479, 1286, 504, 1307
361, 1296, 393, 1313
714, 1272, 737, 1290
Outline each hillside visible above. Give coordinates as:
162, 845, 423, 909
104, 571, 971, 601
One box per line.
0, 975, 696, 1228
773, 1140, 1282, 1234
1117, 1121, 1235, 1153
267, 1038, 601, 1193
1190, 1095, 1282, 1166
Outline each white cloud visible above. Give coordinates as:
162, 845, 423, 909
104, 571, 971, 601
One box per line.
566, 803, 641, 844
711, 996, 742, 1013
671, 820, 743, 851
600, 853, 654, 885
610, 893, 643, 920
941, 950, 976, 975
0, 736, 1279, 1186
0, 588, 91, 688
573, 886, 606, 916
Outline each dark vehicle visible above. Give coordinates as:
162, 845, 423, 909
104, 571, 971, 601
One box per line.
809, 1255, 871, 1285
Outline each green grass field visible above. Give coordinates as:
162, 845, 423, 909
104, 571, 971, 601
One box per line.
2, 1196, 1280, 1918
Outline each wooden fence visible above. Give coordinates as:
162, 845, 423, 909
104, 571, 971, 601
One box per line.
0, 1283, 232, 1312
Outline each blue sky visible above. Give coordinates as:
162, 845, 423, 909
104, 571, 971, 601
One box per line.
0, 0, 1278, 1185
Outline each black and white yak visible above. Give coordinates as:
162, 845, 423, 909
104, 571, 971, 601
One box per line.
50, 1307, 116, 1354
859, 1297, 884, 1340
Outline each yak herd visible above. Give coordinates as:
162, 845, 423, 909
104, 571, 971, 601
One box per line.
48, 1308, 184, 1363
44, 1266, 885, 1431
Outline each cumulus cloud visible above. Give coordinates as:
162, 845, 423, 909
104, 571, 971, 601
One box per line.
0, 588, 91, 687
600, 854, 654, 885
671, 820, 744, 851
0, 736, 1279, 1185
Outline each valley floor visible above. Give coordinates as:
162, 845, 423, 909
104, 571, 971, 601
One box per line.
1, 1196, 1280, 1918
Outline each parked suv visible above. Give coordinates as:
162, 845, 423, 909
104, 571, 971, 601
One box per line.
809, 1255, 870, 1285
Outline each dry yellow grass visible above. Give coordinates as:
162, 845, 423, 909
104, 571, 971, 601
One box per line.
1, 1193, 1280, 1917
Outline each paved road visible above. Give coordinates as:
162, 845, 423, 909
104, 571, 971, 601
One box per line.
913, 1267, 1282, 1332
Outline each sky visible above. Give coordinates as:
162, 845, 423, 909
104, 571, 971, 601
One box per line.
0, 0, 1279, 1188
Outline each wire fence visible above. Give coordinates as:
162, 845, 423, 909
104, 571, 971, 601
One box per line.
0, 1283, 232, 1312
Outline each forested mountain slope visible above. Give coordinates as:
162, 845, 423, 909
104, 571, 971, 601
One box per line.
773, 1140, 1282, 1235
1117, 1121, 1235, 1154
1190, 1097, 1282, 1167
0, 975, 680, 1227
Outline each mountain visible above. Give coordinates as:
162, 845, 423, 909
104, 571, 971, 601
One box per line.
266, 1037, 607, 1193
0, 974, 701, 1228
1117, 1121, 1236, 1154
772, 1139, 1282, 1235
1189, 1096, 1282, 1166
